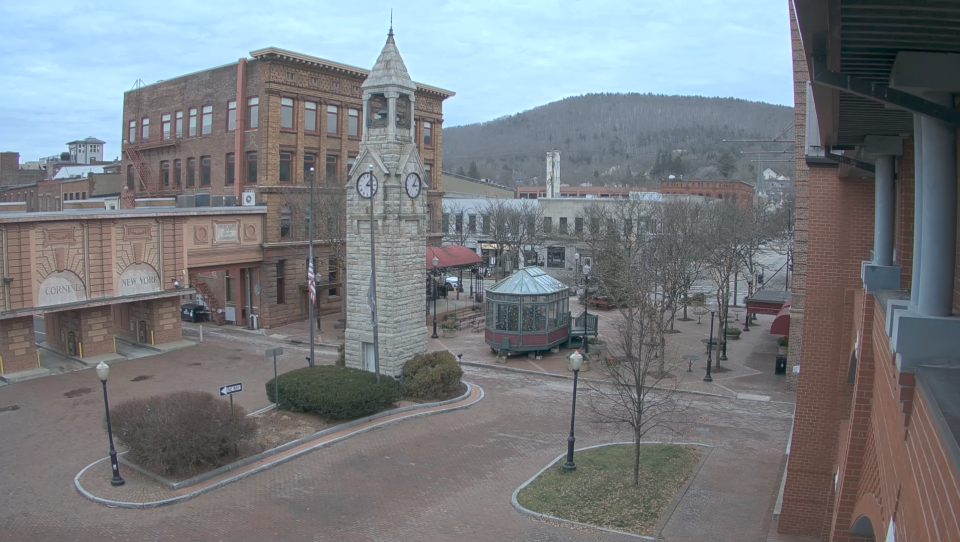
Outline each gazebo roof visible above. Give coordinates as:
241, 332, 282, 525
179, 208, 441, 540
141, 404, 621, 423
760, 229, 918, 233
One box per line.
487, 267, 570, 296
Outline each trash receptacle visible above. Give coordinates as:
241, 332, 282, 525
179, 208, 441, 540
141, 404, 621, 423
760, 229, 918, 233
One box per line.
775, 354, 787, 375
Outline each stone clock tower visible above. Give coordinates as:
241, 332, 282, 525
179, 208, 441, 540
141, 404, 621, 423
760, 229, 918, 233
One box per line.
344, 27, 429, 377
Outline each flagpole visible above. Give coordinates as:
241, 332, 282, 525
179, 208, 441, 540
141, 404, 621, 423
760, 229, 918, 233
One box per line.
368, 165, 381, 382
308, 166, 315, 368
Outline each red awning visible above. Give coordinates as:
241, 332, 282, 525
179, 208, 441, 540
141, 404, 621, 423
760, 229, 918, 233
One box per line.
770, 300, 791, 335
427, 245, 482, 270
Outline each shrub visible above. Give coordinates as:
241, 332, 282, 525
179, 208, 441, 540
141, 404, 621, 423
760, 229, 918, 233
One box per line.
778, 336, 789, 348
110, 390, 256, 477
725, 328, 741, 337
402, 351, 463, 401
335, 342, 345, 367
266, 365, 399, 420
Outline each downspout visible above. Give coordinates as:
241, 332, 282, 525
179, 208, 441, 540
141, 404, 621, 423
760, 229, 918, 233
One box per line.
83, 223, 90, 299
1, 228, 8, 312
234, 58, 247, 201
158, 218, 165, 287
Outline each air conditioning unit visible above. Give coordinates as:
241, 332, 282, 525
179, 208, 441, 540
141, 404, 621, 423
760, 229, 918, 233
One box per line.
241, 191, 256, 206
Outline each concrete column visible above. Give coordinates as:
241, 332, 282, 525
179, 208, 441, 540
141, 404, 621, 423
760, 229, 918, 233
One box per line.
910, 114, 924, 308
874, 155, 895, 266
919, 93, 958, 317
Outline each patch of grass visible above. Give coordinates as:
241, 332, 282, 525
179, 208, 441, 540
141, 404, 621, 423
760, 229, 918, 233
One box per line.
516, 444, 701, 536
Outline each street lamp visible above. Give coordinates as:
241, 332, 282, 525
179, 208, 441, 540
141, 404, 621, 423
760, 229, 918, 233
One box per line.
703, 311, 715, 383
582, 274, 590, 354
96, 361, 125, 486
562, 350, 583, 471
431, 255, 440, 339
308, 166, 316, 367
720, 310, 728, 362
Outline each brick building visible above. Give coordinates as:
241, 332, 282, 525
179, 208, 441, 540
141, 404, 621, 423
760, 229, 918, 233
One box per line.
515, 179, 754, 204
0, 163, 121, 212
780, 3, 960, 541
121, 45, 454, 328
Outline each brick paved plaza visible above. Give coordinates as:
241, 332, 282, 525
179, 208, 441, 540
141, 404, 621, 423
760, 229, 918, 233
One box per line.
0, 306, 799, 542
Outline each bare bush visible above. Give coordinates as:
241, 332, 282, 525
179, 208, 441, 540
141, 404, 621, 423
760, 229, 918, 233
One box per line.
110, 390, 257, 477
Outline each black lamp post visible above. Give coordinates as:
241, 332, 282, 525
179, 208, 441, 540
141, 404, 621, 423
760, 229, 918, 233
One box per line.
562, 350, 583, 471
431, 255, 440, 339
720, 310, 728, 362
703, 311, 715, 383
96, 361, 125, 486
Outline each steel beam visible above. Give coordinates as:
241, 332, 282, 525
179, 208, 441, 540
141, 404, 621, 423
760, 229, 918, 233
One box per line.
811, 56, 960, 127
823, 147, 876, 173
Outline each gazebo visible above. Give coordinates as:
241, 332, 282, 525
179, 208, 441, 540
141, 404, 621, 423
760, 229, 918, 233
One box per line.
484, 267, 573, 354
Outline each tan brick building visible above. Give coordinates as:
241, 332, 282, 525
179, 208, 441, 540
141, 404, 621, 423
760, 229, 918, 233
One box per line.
120, 44, 453, 328
781, 3, 960, 541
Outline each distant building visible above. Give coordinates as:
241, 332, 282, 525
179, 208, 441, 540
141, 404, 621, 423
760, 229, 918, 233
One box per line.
441, 171, 514, 198
0, 152, 46, 186
66, 137, 106, 164
659, 179, 754, 204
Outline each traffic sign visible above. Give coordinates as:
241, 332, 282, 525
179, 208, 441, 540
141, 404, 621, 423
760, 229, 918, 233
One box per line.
219, 382, 242, 396
265, 347, 283, 358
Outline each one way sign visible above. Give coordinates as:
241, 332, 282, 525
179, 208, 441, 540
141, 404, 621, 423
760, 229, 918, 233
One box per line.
219, 382, 243, 396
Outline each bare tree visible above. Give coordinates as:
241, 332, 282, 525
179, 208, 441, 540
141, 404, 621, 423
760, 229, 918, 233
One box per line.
442, 200, 470, 247
477, 198, 544, 276
586, 199, 690, 485
648, 198, 710, 332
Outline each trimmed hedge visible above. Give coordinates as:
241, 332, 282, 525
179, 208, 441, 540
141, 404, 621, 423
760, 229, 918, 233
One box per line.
402, 351, 463, 401
110, 390, 256, 477
266, 365, 399, 420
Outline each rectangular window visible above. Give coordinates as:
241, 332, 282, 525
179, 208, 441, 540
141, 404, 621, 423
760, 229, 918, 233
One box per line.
201, 105, 213, 135
162, 114, 171, 140
141, 118, 150, 140
311, 77, 318, 86
247, 97, 258, 129
188, 108, 197, 136
328, 287, 339, 297
442, 213, 450, 233
547, 247, 565, 268
304, 154, 315, 180
225, 153, 235, 185
128, 120, 136, 143
187, 158, 196, 187
280, 206, 292, 238
468, 214, 477, 234
575, 217, 584, 234
200, 156, 211, 186
455, 214, 464, 233
286, 72, 294, 81
127, 165, 135, 189
160, 161, 170, 186
227, 100, 237, 131
304, 101, 317, 132
482, 214, 490, 234
543, 216, 552, 234
348, 108, 360, 137
328, 256, 338, 282
279, 152, 292, 183
276, 260, 285, 304
326, 105, 338, 134
325, 155, 338, 183
55, 197, 60, 210
424, 164, 432, 186
559, 217, 568, 235
174, 159, 181, 186
624, 219, 633, 237
424, 121, 432, 146
175, 111, 183, 137
82, 191, 86, 200
281, 97, 294, 130
246, 151, 257, 184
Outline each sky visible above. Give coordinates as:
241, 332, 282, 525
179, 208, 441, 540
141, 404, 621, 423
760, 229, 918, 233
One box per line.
0, 0, 793, 163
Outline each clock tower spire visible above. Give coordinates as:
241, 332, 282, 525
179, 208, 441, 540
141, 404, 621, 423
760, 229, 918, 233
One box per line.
344, 27, 429, 377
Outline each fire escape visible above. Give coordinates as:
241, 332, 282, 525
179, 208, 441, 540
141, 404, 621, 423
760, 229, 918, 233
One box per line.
122, 79, 182, 208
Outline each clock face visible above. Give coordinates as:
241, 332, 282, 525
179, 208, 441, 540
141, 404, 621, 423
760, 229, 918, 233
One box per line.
356, 172, 378, 198
404, 172, 422, 198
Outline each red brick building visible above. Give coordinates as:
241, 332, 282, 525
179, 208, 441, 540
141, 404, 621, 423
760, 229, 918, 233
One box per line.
780, 3, 960, 541
515, 179, 754, 203
120, 43, 454, 328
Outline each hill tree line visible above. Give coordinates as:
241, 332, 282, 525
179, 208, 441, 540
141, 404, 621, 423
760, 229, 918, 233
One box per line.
442, 93, 794, 188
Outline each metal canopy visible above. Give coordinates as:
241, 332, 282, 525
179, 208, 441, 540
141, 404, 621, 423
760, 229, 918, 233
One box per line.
797, 0, 960, 147
486, 267, 570, 296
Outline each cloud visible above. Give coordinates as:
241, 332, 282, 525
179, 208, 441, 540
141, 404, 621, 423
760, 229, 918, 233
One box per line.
0, 0, 792, 161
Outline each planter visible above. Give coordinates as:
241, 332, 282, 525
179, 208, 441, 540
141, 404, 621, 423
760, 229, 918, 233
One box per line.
442, 328, 457, 338
495, 355, 507, 364
725, 332, 741, 340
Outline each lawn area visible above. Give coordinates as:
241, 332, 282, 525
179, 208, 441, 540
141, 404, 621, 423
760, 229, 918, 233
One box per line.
516, 443, 702, 536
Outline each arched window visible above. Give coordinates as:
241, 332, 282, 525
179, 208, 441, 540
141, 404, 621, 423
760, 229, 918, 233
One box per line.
280, 205, 292, 239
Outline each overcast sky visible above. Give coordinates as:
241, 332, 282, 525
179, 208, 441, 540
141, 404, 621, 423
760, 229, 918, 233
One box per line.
0, 0, 792, 163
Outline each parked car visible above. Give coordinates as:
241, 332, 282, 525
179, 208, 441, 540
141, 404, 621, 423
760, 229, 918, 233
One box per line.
444, 276, 462, 292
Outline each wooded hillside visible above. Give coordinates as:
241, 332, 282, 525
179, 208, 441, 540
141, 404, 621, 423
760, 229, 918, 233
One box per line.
442, 93, 794, 188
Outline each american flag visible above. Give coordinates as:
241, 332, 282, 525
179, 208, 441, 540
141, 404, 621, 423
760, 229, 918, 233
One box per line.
307, 258, 316, 305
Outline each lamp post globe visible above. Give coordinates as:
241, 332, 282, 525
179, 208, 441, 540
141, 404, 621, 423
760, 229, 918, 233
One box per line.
431, 256, 440, 339
95, 361, 124, 486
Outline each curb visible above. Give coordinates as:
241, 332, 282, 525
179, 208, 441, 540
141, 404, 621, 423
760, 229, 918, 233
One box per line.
510, 441, 714, 540
75, 381, 484, 509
